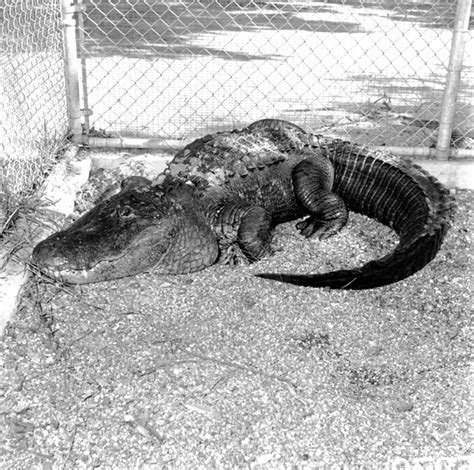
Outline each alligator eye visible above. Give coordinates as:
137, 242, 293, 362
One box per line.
117, 205, 135, 218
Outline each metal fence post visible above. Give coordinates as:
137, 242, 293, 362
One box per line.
61, 0, 82, 141
436, 0, 472, 160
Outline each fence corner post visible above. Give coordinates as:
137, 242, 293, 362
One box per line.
61, 0, 82, 142
436, 0, 472, 160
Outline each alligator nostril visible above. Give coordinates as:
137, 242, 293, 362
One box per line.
117, 205, 134, 218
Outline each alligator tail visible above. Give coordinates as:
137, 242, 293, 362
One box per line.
256, 228, 448, 289
257, 141, 456, 289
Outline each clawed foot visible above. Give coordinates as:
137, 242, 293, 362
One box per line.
218, 244, 250, 266
218, 242, 276, 265
296, 217, 343, 240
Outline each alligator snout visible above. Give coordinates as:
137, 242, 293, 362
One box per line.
32, 229, 101, 273
32, 233, 114, 284
32, 237, 82, 274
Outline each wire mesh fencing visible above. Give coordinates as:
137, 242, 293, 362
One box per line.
77, 0, 473, 151
0, 0, 472, 232
0, 0, 68, 230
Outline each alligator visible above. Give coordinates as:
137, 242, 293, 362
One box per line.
32, 119, 455, 289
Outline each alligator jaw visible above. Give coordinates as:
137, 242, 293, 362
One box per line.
32, 245, 134, 284
34, 261, 116, 284
38, 267, 96, 285
32, 232, 178, 284
31, 221, 172, 284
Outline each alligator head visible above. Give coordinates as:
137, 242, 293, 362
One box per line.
32, 181, 218, 284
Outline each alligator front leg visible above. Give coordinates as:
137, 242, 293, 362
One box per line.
292, 158, 348, 240
212, 202, 273, 264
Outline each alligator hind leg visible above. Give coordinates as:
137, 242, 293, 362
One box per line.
292, 158, 348, 240
213, 202, 273, 264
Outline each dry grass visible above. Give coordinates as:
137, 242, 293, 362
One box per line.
1, 131, 68, 237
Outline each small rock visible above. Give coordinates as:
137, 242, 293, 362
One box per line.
393, 399, 414, 412
184, 402, 219, 419
254, 453, 274, 465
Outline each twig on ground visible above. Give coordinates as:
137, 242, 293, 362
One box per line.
182, 348, 298, 390
62, 424, 77, 470
135, 359, 202, 377
123, 415, 165, 444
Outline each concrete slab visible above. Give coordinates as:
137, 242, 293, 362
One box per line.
417, 159, 474, 190
89, 153, 474, 190
88, 151, 173, 175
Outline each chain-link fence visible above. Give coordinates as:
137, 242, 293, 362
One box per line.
0, 0, 68, 229
77, 0, 473, 152
0, 0, 472, 230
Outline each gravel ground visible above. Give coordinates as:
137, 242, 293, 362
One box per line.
1, 189, 472, 469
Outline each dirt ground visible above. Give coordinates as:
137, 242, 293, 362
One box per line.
1, 189, 471, 469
